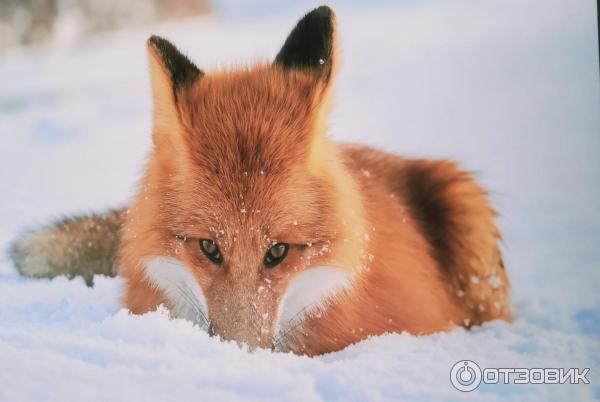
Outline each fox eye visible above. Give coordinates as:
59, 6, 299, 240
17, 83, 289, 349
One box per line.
264, 243, 289, 268
199, 239, 223, 265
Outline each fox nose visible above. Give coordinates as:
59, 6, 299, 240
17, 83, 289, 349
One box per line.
209, 318, 272, 350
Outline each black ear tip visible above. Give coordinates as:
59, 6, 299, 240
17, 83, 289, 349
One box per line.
302, 5, 335, 25
312, 5, 334, 18
146, 35, 201, 90
147, 35, 174, 53
147, 35, 162, 46
274, 5, 337, 73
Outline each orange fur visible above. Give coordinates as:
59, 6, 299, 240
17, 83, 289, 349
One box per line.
119, 6, 510, 356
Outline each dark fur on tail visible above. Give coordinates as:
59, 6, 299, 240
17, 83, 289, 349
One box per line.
10, 209, 124, 286
398, 159, 510, 324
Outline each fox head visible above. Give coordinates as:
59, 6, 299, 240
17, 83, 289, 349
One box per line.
120, 6, 371, 351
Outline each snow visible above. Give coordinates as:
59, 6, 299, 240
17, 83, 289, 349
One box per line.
1, 0, 599, 400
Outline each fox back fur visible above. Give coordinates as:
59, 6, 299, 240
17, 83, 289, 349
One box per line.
11, 6, 510, 356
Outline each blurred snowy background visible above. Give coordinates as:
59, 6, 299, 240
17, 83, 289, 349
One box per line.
0, 0, 599, 401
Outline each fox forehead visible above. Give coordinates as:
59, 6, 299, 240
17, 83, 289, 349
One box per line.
177, 66, 321, 177
154, 66, 334, 241
161, 167, 335, 246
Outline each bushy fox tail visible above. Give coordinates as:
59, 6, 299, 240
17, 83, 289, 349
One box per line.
400, 159, 511, 324
9, 209, 124, 286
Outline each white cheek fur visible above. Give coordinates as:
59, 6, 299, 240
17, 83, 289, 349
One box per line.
274, 266, 355, 337
143, 256, 210, 329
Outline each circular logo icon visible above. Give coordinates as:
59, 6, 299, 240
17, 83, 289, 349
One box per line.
450, 360, 482, 392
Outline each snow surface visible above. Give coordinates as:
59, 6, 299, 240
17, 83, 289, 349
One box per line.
1, 0, 599, 400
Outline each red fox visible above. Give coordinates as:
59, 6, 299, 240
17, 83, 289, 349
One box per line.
10, 6, 510, 356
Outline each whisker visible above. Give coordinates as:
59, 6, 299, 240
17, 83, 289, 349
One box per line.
271, 304, 316, 351
134, 256, 211, 330
168, 280, 210, 328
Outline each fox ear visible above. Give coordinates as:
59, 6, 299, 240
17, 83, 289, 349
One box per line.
147, 35, 202, 94
274, 6, 337, 85
146, 36, 202, 148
